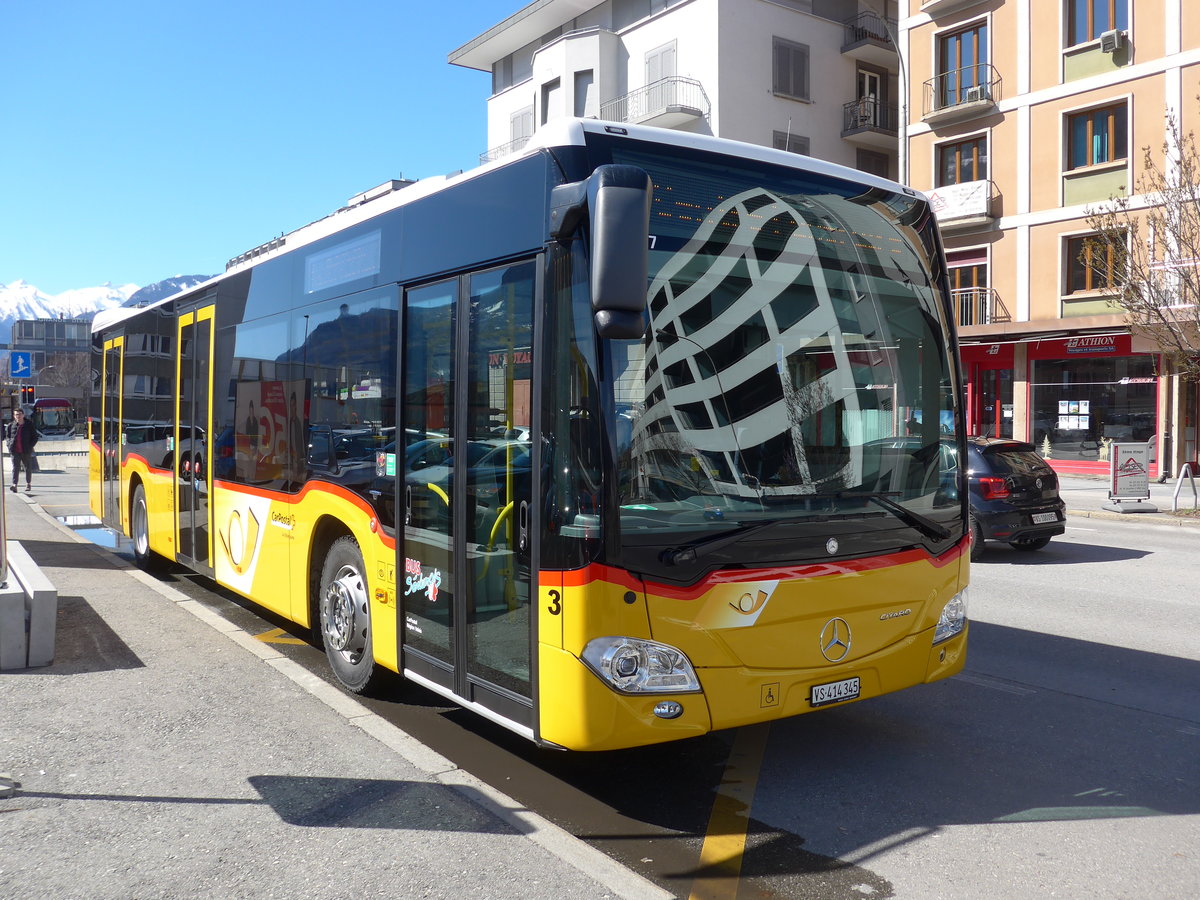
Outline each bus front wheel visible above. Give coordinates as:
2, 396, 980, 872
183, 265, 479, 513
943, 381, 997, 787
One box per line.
318, 536, 378, 694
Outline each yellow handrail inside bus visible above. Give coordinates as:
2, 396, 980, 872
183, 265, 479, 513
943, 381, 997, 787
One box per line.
478, 501, 515, 584
488, 501, 514, 551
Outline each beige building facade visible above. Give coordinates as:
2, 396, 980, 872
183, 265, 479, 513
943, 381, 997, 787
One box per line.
902, 0, 1200, 477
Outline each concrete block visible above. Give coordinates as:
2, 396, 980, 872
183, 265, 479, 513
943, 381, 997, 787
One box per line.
0, 582, 27, 670
5, 541, 58, 668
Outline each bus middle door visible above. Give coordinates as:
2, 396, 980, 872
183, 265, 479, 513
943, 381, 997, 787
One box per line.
175, 305, 216, 573
401, 262, 536, 731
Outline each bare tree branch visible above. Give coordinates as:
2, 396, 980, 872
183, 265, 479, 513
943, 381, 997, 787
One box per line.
1086, 104, 1200, 383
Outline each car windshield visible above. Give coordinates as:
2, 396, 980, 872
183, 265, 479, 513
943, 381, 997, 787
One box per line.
597, 143, 962, 553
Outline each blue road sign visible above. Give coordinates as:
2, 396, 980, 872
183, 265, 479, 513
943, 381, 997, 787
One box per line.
10, 352, 32, 379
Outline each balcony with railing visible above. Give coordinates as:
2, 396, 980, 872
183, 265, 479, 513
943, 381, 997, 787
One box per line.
841, 12, 898, 70
841, 98, 899, 149
479, 135, 531, 166
928, 179, 996, 232
922, 64, 1001, 126
598, 76, 709, 128
952, 287, 1010, 328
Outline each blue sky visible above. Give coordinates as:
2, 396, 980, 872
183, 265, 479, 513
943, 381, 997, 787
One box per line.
1, 1, 506, 295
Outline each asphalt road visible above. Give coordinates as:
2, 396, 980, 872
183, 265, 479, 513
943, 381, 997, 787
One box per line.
35, 468, 1200, 899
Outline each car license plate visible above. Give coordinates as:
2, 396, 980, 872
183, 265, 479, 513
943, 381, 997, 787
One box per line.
1031, 512, 1058, 524
811, 676, 860, 707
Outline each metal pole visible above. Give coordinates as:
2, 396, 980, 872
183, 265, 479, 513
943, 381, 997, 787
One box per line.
862, 0, 909, 185
0, 433, 8, 587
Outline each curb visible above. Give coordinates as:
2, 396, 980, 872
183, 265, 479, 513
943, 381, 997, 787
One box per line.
21, 496, 672, 900
1065, 506, 1200, 527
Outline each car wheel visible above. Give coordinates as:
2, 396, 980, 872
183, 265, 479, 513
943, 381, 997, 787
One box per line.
318, 536, 379, 694
970, 516, 985, 561
1010, 536, 1051, 552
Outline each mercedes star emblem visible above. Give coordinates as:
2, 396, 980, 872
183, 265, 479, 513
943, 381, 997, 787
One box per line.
820, 617, 852, 662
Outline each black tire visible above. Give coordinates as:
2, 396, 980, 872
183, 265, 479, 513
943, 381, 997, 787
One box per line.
1010, 536, 1051, 552
970, 516, 985, 562
318, 536, 379, 694
130, 483, 160, 570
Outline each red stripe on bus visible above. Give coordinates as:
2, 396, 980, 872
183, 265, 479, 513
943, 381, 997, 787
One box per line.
555, 536, 967, 601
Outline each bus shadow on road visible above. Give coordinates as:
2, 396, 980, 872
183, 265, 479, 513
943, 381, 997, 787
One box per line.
746, 619, 1200, 872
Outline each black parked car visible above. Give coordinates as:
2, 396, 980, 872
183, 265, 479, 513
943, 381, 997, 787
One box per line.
967, 436, 1066, 560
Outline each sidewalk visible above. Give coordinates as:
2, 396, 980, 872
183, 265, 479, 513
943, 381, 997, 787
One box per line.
0, 470, 667, 900
1057, 471, 1200, 527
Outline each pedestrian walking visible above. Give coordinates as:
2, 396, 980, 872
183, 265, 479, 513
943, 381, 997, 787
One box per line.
6, 407, 38, 494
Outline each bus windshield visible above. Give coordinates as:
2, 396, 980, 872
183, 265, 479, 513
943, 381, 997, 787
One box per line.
596, 144, 961, 566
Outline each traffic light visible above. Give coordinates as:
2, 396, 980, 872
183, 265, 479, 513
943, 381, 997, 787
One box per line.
20, 385, 34, 404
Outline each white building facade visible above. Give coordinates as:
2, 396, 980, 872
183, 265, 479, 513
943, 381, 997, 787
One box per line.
450, 0, 901, 179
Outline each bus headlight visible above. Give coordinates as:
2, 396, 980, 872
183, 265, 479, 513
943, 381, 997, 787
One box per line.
582, 637, 702, 694
934, 588, 968, 644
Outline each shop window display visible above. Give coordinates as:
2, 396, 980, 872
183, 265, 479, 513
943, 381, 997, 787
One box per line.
1030, 354, 1156, 462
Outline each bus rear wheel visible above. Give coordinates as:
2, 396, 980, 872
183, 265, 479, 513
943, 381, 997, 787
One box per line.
318, 536, 378, 694
131, 484, 157, 570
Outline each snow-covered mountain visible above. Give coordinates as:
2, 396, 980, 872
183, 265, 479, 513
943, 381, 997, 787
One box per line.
0, 277, 214, 344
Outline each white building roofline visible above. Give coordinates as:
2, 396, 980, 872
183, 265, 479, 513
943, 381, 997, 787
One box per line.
448, 0, 598, 71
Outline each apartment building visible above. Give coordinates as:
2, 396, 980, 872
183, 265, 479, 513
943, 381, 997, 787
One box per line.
450, 0, 901, 179
903, 0, 1200, 477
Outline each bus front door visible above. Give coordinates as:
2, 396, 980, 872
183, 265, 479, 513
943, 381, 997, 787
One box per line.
175, 306, 215, 573
401, 262, 536, 732
98, 336, 124, 529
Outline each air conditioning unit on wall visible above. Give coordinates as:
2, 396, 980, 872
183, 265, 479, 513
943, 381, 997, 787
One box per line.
1099, 29, 1125, 53
963, 84, 991, 103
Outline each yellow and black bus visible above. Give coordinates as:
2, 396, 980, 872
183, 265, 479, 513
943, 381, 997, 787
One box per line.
90, 120, 969, 751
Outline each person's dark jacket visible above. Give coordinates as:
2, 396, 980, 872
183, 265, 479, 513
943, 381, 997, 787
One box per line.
6, 417, 38, 455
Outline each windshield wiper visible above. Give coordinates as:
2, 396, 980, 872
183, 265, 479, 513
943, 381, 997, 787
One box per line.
830, 491, 951, 542
660, 519, 784, 566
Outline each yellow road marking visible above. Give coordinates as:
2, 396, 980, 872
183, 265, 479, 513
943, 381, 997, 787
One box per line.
688, 723, 771, 900
255, 627, 307, 645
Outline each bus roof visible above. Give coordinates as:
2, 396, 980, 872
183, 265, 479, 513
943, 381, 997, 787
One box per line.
525, 119, 923, 200
92, 119, 926, 336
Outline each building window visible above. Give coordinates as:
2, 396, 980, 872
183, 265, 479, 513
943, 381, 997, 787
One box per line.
1067, 103, 1127, 170
1066, 232, 1123, 294
1067, 0, 1128, 46
1030, 350, 1154, 462
773, 38, 810, 101
510, 106, 533, 143
574, 70, 594, 117
856, 149, 890, 179
936, 136, 988, 186
936, 21, 989, 107
948, 253, 992, 326
772, 131, 810, 155
646, 41, 677, 86
540, 79, 560, 126
492, 56, 513, 94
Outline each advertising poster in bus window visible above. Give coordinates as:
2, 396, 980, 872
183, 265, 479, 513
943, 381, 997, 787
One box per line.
236, 379, 308, 483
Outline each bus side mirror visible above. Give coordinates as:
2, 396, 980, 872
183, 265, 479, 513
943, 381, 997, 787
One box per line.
551, 164, 652, 340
